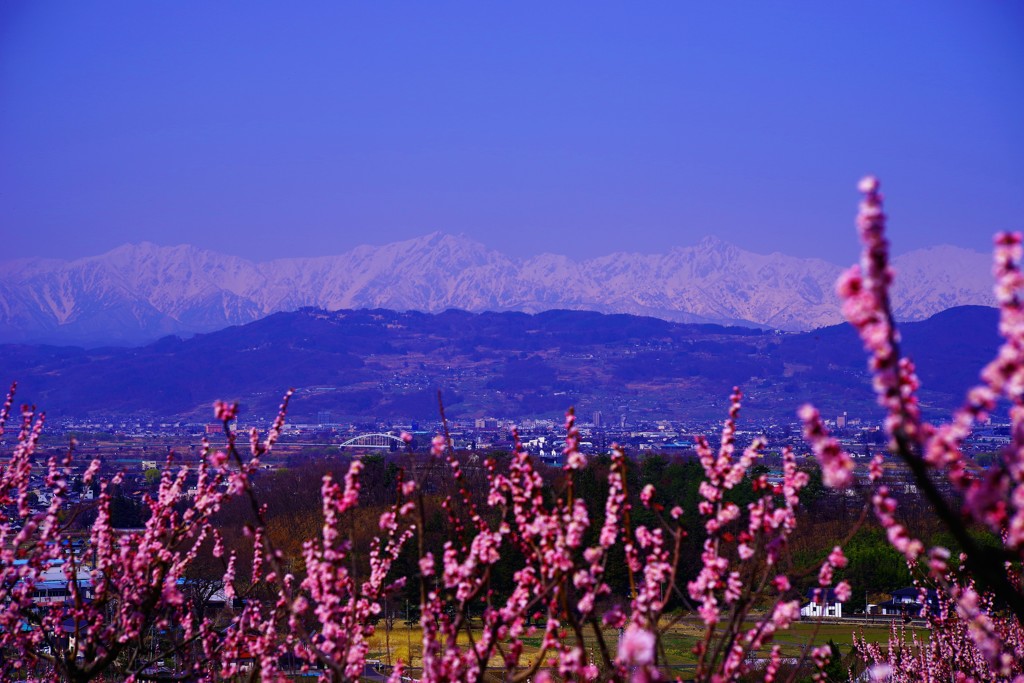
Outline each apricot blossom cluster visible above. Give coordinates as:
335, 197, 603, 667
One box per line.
803, 177, 1024, 678
686, 389, 816, 681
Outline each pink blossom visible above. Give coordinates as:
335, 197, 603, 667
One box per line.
213, 400, 238, 422
565, 450, 586, 469
617, 624, 655, 666
799, 404, 854, 488
419, 552, 434, 577
827, 545, 848, 569
639, 484, 655, 508
867, 664, 892, 682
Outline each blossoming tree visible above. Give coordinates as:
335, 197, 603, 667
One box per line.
1, 178, 1022, 681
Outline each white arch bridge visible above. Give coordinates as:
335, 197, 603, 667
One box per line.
338, 433, 406, 450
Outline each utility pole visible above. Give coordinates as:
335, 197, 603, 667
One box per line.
385, 599, 392, 668
406, 599, 412, 668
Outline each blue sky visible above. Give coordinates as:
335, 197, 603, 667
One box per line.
1, 2, 1022, 263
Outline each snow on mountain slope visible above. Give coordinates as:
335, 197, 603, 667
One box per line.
890, 246, 993, 321
0, 235, 995, 345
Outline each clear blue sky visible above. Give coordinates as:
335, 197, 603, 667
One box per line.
2, 2, 1022, 263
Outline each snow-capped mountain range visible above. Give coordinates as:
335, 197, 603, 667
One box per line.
0, 233, 995, 346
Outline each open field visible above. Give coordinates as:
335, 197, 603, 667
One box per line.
362, 616, 925, 673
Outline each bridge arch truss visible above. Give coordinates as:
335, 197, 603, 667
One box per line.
338, 433, 406, 450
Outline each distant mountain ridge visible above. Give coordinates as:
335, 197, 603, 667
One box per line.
0, 234, 994, 345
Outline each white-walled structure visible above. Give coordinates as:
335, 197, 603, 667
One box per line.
800, 588, 843, 618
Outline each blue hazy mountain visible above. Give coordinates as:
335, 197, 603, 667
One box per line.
0, 305, 1001, 423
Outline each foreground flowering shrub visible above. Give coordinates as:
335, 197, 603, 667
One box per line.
1, 388, 830, 682
802, 178, 1024, 680
0, 178, 1022, 681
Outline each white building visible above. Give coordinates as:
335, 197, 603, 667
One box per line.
800, 588, 843, 619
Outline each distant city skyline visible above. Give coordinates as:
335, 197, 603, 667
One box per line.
2, 2, 1022, 264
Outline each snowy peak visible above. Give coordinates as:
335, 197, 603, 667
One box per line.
0, 235, 995, 345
